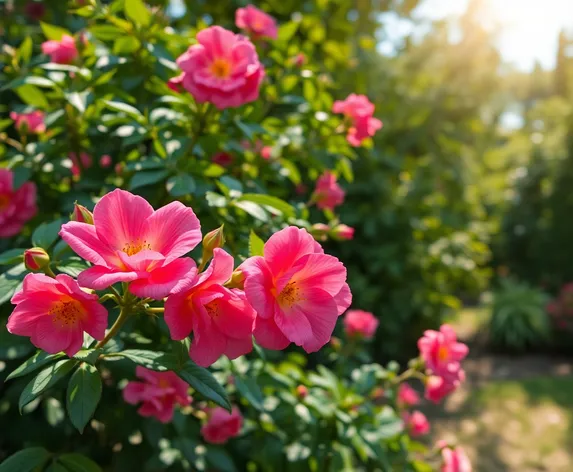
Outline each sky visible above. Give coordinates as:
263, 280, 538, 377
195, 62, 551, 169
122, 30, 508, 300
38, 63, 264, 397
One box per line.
413, 0, 573, 71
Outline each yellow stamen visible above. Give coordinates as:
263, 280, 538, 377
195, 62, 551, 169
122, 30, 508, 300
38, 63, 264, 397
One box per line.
277, 282, 303, 308
50, 298, 85, 328
209, 59, 232, 79
122, 239, 151, 256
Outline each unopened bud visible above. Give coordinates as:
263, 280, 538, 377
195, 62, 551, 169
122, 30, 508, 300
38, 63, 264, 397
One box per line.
71, 203, 94, 224
24, 247, 50, 272
309, 223, 330, 241
330, 336, 341, 351
331, 224, 354, 241
203, 225, 225, 252
296, 385, 308, 399
226, 269, 245, 290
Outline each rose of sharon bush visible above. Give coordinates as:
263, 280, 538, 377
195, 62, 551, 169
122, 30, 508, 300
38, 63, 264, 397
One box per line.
241, 226, 351, 352
169, 26, 265, 110
343, 309, 379, 339
235, 5, 278, 40
0, 169, 37, 237
41, 34, 78, 64
10, 110, 45, 134
201, 407, 243, 444
7, 273, 108, 356
165, 249, 256, 367
332, 94, 383, 146
418, 324, 469, 380
123, 367, 192, 423
60, 189, 201, 299
312, 171, 345, 211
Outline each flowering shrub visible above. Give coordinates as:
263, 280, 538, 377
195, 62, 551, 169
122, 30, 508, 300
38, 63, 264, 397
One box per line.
0, 1, 471, 470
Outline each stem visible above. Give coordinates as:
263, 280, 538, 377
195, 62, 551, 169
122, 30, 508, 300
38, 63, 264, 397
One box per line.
146, 307, 164, 314
44, 266, 56, 278
95, 304, 131, 349
391, 368, 425, 385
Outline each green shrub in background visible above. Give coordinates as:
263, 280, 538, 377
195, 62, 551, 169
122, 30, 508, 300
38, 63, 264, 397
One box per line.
489, 278, 550, 352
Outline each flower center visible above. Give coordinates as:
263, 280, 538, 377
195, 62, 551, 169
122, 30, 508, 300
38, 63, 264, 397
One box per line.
50, 298, 85, 328
0, 194, 10, 211
277, 282, 303, 308
209, 59, 232, 79
438, 346, 449, 362
122, 239, 151, 256
205, 300, 221, 318
158, 378, 170, 389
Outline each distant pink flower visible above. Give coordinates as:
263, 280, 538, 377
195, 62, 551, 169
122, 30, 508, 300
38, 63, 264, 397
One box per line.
10, 111, 45, 134
69, 152, 93, 177
332, 224, 354, 241
123, 366, 192, 423
403, 410, 430, 437
397, 383, 420, 407
418, 324, 468, 380
261, 146, 272, 160
99, 155, 112, 168
332, 94, 382, 146
7, 273, 107, 356
295, 183, 307, 195
211, 152, 234, 167
425, 370, 465, 404
41, 34, 78, 64
165, 249, 255, 367
293, 53, 306, 67
343, 309, 378, 340
546, 301, 560, 316
442, 446, 472, 472
201, 407, 242, 444
311, 171, 345, 211
235, 5, 278, 40
25, 1, 46, 20
296, 385, 308, 399
60, 189, 201, 299
0, 169, 37, 238
169, 26, 265, 109
240, 226, 352, 352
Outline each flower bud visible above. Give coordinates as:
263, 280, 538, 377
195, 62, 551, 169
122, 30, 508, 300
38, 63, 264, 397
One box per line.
225, 269, 245, 290
203, 225, 225, 253
330, 336, 341, 351
331, 224, 354, 241
309, 223, 330, 241
296, 385, 308, 399
24, 247, 50, 272
71, 203, 94, 224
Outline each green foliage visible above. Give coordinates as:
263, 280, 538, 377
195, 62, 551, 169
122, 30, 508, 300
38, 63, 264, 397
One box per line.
489, 278, 550, 351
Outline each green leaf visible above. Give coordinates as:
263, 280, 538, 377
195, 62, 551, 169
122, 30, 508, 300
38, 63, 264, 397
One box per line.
90, 25, 123, 41
58, 453, 102, 472
205, 447, 237, 472
337, 157, 354, 182
130, 170, 170, 190
103, 100, 144, 121
238, 194, 295, 218
177, 360, 231, 411
18, 37, 33, 65
166, 174, 196, 197
249, 230, 265, 257
113, 36, 140, 55
7, 351, 65, 381
0, 248, 24, 265
279, 159, 301, 185
46, 464, 69, 472
40, 22, 71, 41
72, 349, 101, 365
67, 364, 102, 433
234, 375, 264, 411
1, 76, 56, 92
278, 22, 299, 42
107, 349, 178, 371
32, 218, 63, 249
0, 447, 50, 472
0, 263, 27, 305
19, 360, 76, 412
233, 118, 267, 141
13, 166, 32, 189
233, 201, 269, 222
56, 258, 89, 277
125, 0, 151, 27
15, 84, 48, 108
66, 92, 88, 114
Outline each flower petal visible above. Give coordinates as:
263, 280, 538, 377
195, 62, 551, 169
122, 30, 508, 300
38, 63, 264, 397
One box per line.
253, 316, 290, 350
164, 292, 194, 340
78, 265, 141, 290
263, 226, 317, 277
129, 257, 196, 300
59, 221, 118, 267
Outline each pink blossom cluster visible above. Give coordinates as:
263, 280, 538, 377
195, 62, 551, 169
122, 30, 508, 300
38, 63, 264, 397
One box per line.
0, 169, 37, 238
332, 94, 383, 146
342, 309, 378, 340
437, 441, 472, 472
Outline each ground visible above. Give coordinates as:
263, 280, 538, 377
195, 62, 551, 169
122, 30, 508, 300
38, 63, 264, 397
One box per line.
426, 308, 573, 472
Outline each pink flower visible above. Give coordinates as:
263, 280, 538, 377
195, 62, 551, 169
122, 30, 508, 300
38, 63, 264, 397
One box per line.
261, 146, 272, 160
332, 224, 354, 241
123, 366, 192, 423
10, 111, 45, 134
442, 446, 472, 472
240, 226, 352, 352
59, 189, 201, 300
235, 5, 278, 40
332, 94, 382, 146
69, 152, 93, 177
425, 370, 465, 404
397, 383, 420, 407
169, 26, 265, 110
403, 410, 430, 437
7, 273, 108, 356
296, 385, 308, 399
311, 172, 345, 211
418, 324, 468, 380
211, 152, 234, 167
343, 309, 378, 340
201, 407, 243, 444
293, 53, 306, 67
0, 169, 37, 238
164, 249, 255, 367
99, 155, 112, 168
41, 34, 78, 64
